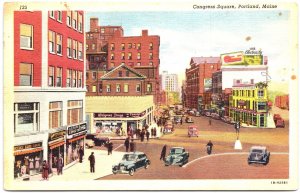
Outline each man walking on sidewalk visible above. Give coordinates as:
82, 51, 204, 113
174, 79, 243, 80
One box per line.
88, 152, 95, 173
79, 146, 84, 163
130, 139, 136, 152
146, 130, 150, 142
124, 137, 130, 152
160, 145, 167, 161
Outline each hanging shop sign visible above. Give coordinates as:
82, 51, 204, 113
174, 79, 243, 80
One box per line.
221, 51, 244, 65
48, 130, 66, 142
67, 123, 87, 138
94, 111, 146, 118
14, 142, 42, 151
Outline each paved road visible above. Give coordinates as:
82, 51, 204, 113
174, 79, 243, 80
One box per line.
98, 114, 289, 180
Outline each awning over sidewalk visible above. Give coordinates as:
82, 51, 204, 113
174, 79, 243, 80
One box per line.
14, 147, 43, 156
68, 135, 85, 143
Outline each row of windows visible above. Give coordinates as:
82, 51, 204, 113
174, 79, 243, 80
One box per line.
87, 83, 152, 93
110, 43, 153, 51
110, 52, 153, 60
232, 90, 264, 98
49, 11, 83, 33
110, 62, 154, 67
48, 66, 83, 88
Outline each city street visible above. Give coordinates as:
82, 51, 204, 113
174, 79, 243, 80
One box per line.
98, 111, 289, 179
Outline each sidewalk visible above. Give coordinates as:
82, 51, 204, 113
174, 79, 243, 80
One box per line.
19, 148, 125, 181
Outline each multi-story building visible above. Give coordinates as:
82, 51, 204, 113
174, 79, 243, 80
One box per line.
12, 11, 86, 178
211, 71, 223, 114
185, 57, 221, 110
160, 71, 179, 92
229, 82, 268, 127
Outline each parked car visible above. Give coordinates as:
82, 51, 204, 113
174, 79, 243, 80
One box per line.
211, 113, 220, 120
174, 116, 182, 124
85, 134, 96, 148
195, 111, 201, 117
112, 152, 151, 176
188, 125, 199, 137
221, 116, 235, 125
164, 147, 189, 167
164, 121, 174, 134
185, 117, 194, 123
248, 146, 270, 165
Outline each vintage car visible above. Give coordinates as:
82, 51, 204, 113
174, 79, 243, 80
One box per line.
174, 116, 182, 124
185, 117, 194, 123
221, 116, 235, 125
112, 152, 151, 176
85, 134, 96, 148
248, 146, 270, 165
85, 134, 109, 147
211, 113, 220, 120
164, 121, 174, 134
164, 147, 189, 167
188, 125, 199, 137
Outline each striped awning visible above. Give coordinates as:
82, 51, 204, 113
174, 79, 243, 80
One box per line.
14, 147, 43, 156
68, 134, 85, 143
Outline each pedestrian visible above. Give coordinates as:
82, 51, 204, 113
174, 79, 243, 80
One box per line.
160, 145, 167, 161
146, 130, 150, 142
108, 140, 113, 155
129, 139, 136, 152
209, 118, 212, 126
79, 146, 84, 163
206, 140, 213, 155
88, 152, 95, 173
180, 118, 183, 125
140, 129, 145, 142
153, 127, 157, 137
151, 128, 154, 137
42, 160, 49, 180
124, 137, 130, 152
57, 155, 63, 175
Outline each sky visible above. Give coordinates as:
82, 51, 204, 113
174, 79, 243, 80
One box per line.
85, 10, 295, 92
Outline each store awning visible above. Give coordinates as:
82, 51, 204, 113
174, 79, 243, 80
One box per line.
49, 140, 65, 150
14, 147, 43, 156
68, 135, 85, 143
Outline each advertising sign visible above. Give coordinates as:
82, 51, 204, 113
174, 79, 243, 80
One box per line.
204, 78, 212, 92
244, 55, 263, 65
221, 51, 244, 65
94, 111, 146, 118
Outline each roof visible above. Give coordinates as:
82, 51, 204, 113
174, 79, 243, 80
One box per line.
101, 64, 146, 79
190, 57, 221, 65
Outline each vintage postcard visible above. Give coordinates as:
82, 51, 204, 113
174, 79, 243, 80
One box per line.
3, 0, 299, 191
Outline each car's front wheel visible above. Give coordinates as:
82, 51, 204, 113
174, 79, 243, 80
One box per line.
112, 170, 117, 175
129, 168, 135, 176
144, 162, 149, 169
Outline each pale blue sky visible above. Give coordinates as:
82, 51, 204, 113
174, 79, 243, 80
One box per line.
85, 11, 293, 90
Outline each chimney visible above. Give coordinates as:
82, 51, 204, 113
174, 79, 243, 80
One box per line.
142, 30, 148, 36
90, 18, 99, 32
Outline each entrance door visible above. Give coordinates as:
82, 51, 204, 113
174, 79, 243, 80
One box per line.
260, 114, 265, 127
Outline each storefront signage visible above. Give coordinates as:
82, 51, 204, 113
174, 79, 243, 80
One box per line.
49, 130, 66, 142
221, 52, 244, 65
14, 142, 42, 151
17, 103, 34, 111
67, 123, 87, 136
94, 111, 146, 118
245, 48, 262, 55
244, 55, 262, 65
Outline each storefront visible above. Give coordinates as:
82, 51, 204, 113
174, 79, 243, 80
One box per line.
14, 142, 43, 178
66, 123, 87, 165
230, 108, 267, 127
48, 129, 66, 174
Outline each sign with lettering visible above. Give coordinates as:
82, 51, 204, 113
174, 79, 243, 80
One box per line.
67, 123, 87, 136
14, 142, 42, 151
244, 47, 263, 55
48, 130, 66, 142
18, 103, 34, 111
93, 111, 146, 118
221, 52, 244, 65
244, 55, 263, 65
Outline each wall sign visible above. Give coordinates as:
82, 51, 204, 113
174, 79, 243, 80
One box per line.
67, 123, 87, 136
94, 111, 146, 118
14, 142, 42, 151
48, 130, 66, 142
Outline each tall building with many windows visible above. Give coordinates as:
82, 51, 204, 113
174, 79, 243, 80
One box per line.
11, 11, 86, 178
160, 71, 179, 92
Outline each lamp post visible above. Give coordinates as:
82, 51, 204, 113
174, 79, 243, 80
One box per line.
234, 121, 242, 150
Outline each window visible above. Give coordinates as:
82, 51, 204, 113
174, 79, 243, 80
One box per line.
101, 28, 105, 34
116, 84, 121, 92
149, 42, 153, 50
67, 38, 72, 58
78, 42, 83, 60
136, 84, 141, 92
92, 44, 95, 50
73, 40, 77, 59
137, 43, 141, 50
72, 11, 77, 30
128, 53, 132, 60
56, 67, 62, 87
14, 103, 39, 134
78, 14, 83, 32
86, 44, 89, 50
72, 70, 77, 87
99, 83, 102, 93
49, 11, 55, 18
49, 102, 62, 129
19, 63, 32, 86
149, 53, 153, 59
92, 85, 96, 92
136, 62, 141, 66
56, 34, 62, 55
20, 24, 33, 49
78, 71, 82, 87
67, 100, 83, 125
118, 71, 122, 77
121, 53, 125, 60
92, 72, 97, 79
121, 43, 125, 50
110, 63, 115, 68
106, 85, 111, 92
67, 69, 72, 87
128, 43, 132, 49
124, 84, 129, 93
57, 11, 62, 22
149, 62, 153, 66
48, 66, 54, 86
258, 90, 264, 97
126, 71, 129, 77
111, 53, 114, 60
147, 83, 152, 92
67, 11, 71, 26
110, 43, 115, 51
137, 53, 141, 60
48, 31, 55, 53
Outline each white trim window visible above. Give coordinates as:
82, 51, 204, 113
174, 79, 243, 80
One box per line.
20, 24, 33, 49
14, 103, 39, 134
56, 34, 62, 55
48, 66, 55, 87
78, 42, 83, 60
78, 13, 83, 32
72, 11, 78, 30
49, 101, 62, 129
67, 38, 72, 58
73, 40, 77, 59
67, 69, 71, 87
106, 85, 111, 93
67, 11, 71, 27
56, 67, 62, 87
78, 71, 82, 88
116, 84, 121, 92
57, 11, 62, 22
19, 63, 33, 86
67, 100, 83, 125
72, 70, 77, 87
49, 11, 55, 19
48, 30, 55, 53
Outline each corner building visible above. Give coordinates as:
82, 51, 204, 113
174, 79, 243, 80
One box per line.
13, 11, 86, 178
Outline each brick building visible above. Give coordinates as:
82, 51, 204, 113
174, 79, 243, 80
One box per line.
12, 11, 86, 178
185, 57, 221, 110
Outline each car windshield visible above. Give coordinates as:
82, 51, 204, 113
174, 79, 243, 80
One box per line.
170, 148, 183, 154
122, 154, 137, 161
251, 149, 263, 154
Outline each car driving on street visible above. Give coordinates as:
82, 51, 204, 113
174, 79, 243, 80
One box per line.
248, 146, 270, 165
164, 147, 189, 167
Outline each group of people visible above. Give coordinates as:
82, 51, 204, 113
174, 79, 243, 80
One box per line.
124, 137, 136, 152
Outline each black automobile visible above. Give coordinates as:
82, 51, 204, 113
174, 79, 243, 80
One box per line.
85, 134, 109, 147
164, 147, 189, 167
112, 152, 151, 176
248, 146, 270, 165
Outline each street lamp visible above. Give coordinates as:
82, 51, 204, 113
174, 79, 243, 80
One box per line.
234, 121, 242, 150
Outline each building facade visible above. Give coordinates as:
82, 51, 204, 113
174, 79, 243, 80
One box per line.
160, 71, 179, 92
13, 11, 86, 178
185, 57, 221, 110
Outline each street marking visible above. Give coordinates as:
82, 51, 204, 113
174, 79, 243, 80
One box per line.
183, 152, 289, 168
113, 144, 123, 151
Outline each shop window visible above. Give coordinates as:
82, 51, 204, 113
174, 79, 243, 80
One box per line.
116, 84, 121, 92
14, 103, 39, 134
19, 63, 32, 86
48, 30, 55, 53
124, 84, 129, 93
20, 24, 33, 49
48, 66, 55, 87
56, 67, 62, 87
56, 34, 62, 55
49, 101, 62, 129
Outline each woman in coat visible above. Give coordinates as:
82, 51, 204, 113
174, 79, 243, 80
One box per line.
42, 160, 49, 180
